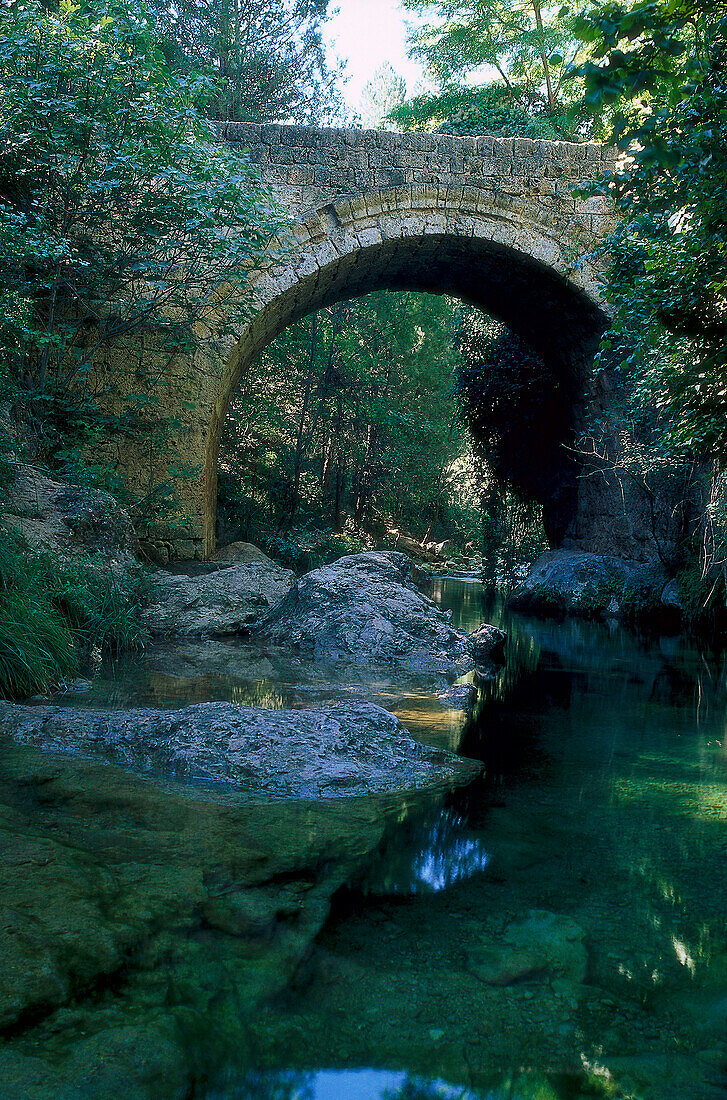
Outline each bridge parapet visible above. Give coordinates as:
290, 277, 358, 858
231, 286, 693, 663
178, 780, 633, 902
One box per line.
218, 122, 615, 230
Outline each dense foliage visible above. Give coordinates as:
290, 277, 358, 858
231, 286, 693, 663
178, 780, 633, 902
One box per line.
579, 0, 727, 459
0, 532, 148, 697
0, 1, 283, 484
0, 0, 287, 695
218, 292, 487, 567
392, 0, 601, 139
149, 0, 342, 123
572, 1, 727, 616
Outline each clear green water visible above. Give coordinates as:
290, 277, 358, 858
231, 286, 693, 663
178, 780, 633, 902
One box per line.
36, 579, 727, 1099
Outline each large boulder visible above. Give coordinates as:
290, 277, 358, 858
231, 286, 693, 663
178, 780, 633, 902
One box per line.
508, 550, 666, 621
1, 459, 139, 576
212, 540, 277, 566
469, 623, 507, 663
143, 560, 295, 636
0, 699, 481, 799
256, 551, 475, 677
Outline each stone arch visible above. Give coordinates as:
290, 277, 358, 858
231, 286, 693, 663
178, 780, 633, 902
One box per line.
201, 186, 609, 554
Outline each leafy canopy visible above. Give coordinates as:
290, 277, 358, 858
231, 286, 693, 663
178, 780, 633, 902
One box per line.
578, 0, 727, 458
148, 0, 342, 123
394, 0, 599, 139
0, 0, 284, 402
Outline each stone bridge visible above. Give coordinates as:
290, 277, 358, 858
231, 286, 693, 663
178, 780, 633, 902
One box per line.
117, 123, 618, 561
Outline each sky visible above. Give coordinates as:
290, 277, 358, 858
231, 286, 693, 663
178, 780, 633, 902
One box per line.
324, 0, 427, 117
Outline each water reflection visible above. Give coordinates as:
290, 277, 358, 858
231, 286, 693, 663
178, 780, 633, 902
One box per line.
206, 1068, 592, 1100
362, 806, 489, 894
37, 640, 471, 751
21, 576, 727, 1099
227, 587, 727, 1100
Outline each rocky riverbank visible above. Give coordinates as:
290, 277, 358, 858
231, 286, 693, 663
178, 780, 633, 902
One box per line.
508, 549, 681, 629
0, 508, 510, 1099
0, 724, 479, 1099
0, 699, 480, 800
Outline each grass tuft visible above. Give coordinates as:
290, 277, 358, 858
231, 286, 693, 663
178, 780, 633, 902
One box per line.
0, 532, 148, 699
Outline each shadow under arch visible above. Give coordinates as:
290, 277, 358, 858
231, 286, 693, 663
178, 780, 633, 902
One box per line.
203, 189, 610, 554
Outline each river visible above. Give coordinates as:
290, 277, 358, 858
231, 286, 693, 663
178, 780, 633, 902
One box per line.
6, 578, 727, 1099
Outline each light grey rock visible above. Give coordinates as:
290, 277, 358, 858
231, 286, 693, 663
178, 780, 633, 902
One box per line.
1, 459, 139, 576
468, 909, 587, 987
143, 561, 295, 637
0, 700, 481, 799
469, 623, 506, 663
438, 683, 477, 711
256, 551, 475, 678
508, 550, 664, 618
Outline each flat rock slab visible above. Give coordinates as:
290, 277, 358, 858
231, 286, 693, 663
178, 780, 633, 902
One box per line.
0, 700, 481, 800
257, 551, 474, 678
143, 561, 295, 636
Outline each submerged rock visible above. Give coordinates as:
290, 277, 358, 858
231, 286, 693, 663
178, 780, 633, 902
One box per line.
256, 551, 474, 677
468, 909, 587, 987
508, 550, 665, 621
142, 560, 295, 636
0, 736, 437, 1098
0, 699, 481, 799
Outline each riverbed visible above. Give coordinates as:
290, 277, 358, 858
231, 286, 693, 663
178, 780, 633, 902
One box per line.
3, 578, 727, 1099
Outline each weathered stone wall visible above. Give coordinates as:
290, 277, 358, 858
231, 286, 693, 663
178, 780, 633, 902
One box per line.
219, 122, 614, 231
101, 124, 619, 562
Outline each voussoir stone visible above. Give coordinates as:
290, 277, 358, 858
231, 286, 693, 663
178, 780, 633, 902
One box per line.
142, 560, 295, 636
256, 551, 475, 677
0, 700, 481, 799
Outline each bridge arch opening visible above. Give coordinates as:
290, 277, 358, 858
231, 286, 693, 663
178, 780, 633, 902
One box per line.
203, 203, 609, 556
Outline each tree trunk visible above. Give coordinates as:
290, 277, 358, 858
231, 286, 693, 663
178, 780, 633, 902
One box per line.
532, 0, 555, 111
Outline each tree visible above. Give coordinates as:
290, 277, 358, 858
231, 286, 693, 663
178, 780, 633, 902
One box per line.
150, 0, 342, 123
0, 1, 283, 466
578, 0, 727, 459
457, 320, 574, 548
360, 63, 407, 129
394, 0, 598, 139
218, 292, 486, 560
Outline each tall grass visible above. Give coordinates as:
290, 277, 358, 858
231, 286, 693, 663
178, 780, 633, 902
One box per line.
0, 533, 148, 699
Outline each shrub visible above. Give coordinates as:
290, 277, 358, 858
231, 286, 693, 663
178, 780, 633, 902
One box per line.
261, 525, 369, 573
0, 533, 148, 698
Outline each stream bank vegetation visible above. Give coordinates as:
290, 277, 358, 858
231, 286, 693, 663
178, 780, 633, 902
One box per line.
0, 532, 149, 698
0, 0, 289, 696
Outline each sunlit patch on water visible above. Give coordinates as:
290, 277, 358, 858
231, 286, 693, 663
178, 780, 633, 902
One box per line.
207, 1068, 485, 1099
